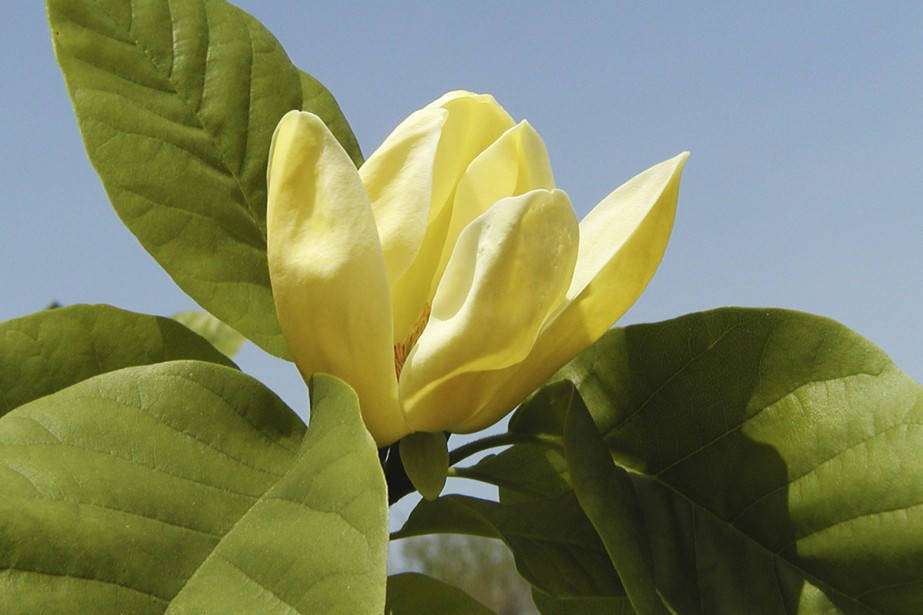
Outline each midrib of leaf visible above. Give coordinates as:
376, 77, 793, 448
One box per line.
101, 0, 264, 235
603, 315, 764, 434
647, 368, 887, 480
210, 554, 302, 614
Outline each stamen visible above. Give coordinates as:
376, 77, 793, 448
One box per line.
394, 303, 431, 380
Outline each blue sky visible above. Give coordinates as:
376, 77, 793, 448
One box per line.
3, 0, 920, 427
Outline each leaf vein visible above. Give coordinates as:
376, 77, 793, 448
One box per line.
0, 566, 170, 604
773, 500, 923, 554
729, 418, 923, 524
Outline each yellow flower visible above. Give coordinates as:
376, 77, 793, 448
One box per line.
267, 91, 687, 446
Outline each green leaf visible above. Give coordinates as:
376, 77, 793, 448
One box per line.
394, 493, 624, 599
530, 588, 634, 615
0, 365, 387, 613
0, 304, 235, 417
385, 573, 495, 615
510, 378, 573, 438
457, 443, 570, 505
298, 69, 363, 167
515, 307, 923, 614
48, 0, 362, 357
400, 431, 449, 501
172, 310, 246, 358
563, 383, 668, 615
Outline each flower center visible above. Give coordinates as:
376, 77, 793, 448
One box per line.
393, 303, 431, 381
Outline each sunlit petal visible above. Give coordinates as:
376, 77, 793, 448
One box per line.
267, 91, 688, 445
360, 108, 447, 288
399, 189, 578, 432
389, 92, 516, 342
434, 120, 555, 284
266, 110, 406, 444
454, 152, 689, 433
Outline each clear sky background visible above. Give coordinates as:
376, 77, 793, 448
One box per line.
2, 1, 921, 519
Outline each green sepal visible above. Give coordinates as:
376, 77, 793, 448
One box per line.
400, 431, 449, 501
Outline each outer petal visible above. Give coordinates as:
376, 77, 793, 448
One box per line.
389, 92, 515, 343
266, 111, 406, 445
359, 107, 448, 289
399, 189, 579, 433
454, 152, 689, 433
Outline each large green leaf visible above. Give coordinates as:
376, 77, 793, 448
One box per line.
394, 492, 624, 599
48, 0, 362, 357
513, 307, 923, 614
385, 573, 495, 615
0, 366, 387, 613
0, 304, 235, 417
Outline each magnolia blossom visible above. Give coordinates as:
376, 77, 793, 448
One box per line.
266, 91, 687, 446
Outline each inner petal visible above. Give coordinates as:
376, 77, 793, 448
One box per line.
388, 93, 516, 344
398, 189, 579, 433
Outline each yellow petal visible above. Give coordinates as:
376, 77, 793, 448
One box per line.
426, 92, 517, 213
389, 93, 516, 343
426, 90, 477, 107
399, 189, 578, 433
266, 111, 406, 445
359, 107, 448, 287
453, 152, 689, 433
434, 120, 555, 285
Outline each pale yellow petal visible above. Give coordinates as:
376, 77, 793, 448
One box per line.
426, 90, 477, 107
266, 110, 407, 445
399, 189, 578, 433
359, 108, 448, 287
566, 152, 690, 313
434, 120, 555, 285
389, 92, 516, 342
427, 92, 516, 211
453, 152, 689, 433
